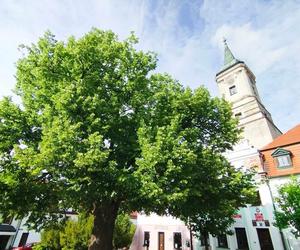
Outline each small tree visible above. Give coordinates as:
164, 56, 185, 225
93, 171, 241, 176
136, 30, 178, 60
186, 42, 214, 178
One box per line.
113, 213, 136, 249
60, 214, 94, 250
275, 177, 300, 238
36, 226, 62, 250
34, 213, 135, 250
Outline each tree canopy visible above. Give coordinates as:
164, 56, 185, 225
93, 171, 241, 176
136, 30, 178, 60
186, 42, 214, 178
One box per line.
275, 177, 300, 238
0, 28, 255, 250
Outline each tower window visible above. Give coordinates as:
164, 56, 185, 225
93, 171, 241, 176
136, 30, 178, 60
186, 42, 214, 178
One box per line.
235, 112, 242, 119
229, 85, 237, 95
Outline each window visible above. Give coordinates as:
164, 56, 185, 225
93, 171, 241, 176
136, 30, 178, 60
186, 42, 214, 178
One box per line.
277, 155, 291, 167
235, 228, 249, 250
143, 231, 150, 247
235, 112, 242, 119
18, 233, 29, 247
271, 148, 292, 168
217, 234, 228, 248
229, 85, 237, 95
173, 232, 182, 249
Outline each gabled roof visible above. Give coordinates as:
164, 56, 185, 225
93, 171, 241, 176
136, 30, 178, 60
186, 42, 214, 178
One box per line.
261, 124, 300, 150
271, 148, 291, 157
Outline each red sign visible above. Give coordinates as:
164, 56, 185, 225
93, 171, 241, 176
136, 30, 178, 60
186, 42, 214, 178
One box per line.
232, 214, 242, 219
255, 212, 264, 221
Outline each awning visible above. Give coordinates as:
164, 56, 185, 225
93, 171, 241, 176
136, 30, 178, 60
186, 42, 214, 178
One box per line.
0, 224, 16, 232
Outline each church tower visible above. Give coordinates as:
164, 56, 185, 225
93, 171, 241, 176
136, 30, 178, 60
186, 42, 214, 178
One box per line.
216, 40, 282, 148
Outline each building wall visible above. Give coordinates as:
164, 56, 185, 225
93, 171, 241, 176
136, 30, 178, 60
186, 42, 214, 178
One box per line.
262, 143, 300, 177
216, 62, 281, 149
130, 213, 191, 250
268, 175, 300, 250
260, 141, 300, 249
223, 140, 285, 250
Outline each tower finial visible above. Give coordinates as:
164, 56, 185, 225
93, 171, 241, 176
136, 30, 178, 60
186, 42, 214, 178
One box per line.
223, 39, 237, 67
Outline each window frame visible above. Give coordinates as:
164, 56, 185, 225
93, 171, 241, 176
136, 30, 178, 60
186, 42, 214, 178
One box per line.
271, 148, 292, 169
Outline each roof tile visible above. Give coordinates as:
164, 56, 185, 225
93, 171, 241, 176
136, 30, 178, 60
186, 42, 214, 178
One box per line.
261, 124, 300, 150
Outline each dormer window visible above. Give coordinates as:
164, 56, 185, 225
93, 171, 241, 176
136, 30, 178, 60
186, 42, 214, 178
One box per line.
271, 148, 292, 168
229, 85, 237, 95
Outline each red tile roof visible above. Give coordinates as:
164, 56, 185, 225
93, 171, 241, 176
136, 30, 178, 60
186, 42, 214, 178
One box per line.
261, 124, 300, 150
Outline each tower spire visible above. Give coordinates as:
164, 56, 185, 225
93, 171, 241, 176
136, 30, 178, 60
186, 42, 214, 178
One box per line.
223, 38, 238, 67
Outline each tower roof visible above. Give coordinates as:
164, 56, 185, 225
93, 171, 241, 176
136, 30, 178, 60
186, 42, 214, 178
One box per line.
224, 39, 238, 66
216, 39, 243, 76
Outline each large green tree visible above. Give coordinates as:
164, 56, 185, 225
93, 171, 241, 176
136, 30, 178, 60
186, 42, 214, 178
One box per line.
0, 29, 254, 250
275, 177, 300, 238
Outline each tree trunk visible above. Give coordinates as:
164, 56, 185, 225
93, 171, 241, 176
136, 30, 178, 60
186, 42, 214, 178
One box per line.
189, 227, 194, 250
88, 201, 120, 250
201, 230, 209, 250
204, 235, 209, 250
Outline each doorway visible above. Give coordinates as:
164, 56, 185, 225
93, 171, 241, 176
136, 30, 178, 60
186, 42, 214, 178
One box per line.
158, 232, 164, 250
257, 228, 274, 250
0, 235, 10, 250
235, 228, 249, 250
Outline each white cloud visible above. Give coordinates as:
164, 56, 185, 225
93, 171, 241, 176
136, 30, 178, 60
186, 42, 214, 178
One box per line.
213, 23, 288, 74
0, 0, 300, 132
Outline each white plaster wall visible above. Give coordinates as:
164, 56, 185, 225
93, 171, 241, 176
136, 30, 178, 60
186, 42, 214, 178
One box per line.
130, 213, 191, 250
268, 176, 300, 250
216, 63, 281, 149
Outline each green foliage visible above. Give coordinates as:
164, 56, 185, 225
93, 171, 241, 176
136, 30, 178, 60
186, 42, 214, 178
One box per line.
113, 213, 136, 249
275, 177, 300, 238
60, 214, 93, 250
33, 213, 135, 250
0, 28, 255, 247
33, 226, 62, 250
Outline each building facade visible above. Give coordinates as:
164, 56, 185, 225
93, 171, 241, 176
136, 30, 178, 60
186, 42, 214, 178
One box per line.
0, 217, 40, 249
260, 124, 300, 250
130, 213, 191, 250
214, 40, 286, 250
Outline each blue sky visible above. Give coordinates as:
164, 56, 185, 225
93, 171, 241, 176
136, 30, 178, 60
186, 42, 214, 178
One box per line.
0, 0, 299, 133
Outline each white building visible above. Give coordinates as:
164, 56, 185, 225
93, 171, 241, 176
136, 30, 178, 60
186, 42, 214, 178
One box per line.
0, 217, 40, 249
